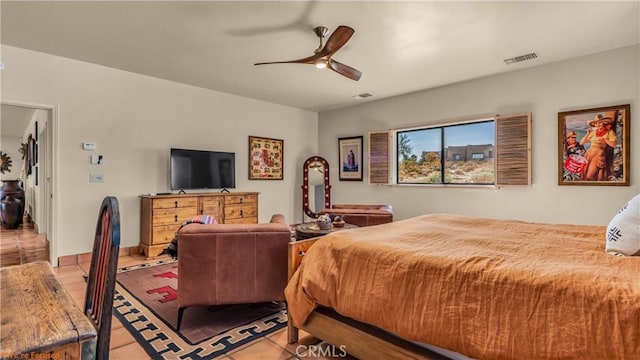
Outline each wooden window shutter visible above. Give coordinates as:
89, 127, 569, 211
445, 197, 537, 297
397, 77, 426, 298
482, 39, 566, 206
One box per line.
368, 131, 391, 185
495, 113, 532, 186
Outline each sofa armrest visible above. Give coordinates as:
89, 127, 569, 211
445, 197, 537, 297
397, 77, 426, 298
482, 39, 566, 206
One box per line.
321, 205, 393, 227
269, 213, 288, 225
179, 221, 290, 235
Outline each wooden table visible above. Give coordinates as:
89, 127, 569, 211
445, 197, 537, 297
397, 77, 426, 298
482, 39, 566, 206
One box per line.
0, 261, 97, 359
295, 222, 358, 240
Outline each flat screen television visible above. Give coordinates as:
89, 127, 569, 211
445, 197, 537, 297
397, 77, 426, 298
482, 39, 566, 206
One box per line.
170, 148, 236, 191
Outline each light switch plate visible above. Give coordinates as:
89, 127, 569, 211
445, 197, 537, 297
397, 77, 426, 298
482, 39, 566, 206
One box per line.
83, 142, 96, 151
90, 155, 104, 164
89, 173, 104, 183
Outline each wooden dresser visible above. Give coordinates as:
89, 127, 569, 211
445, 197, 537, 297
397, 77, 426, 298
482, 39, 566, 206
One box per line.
140, 192, 258, 257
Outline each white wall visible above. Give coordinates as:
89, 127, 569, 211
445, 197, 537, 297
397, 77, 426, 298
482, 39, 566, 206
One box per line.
2, 45, 318, 258
319, 45, 640, 225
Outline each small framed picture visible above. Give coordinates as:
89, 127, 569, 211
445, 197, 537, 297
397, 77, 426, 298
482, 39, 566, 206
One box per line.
338, 136, 363, 181
558, 104, 630, 186
248, 136, 284, 180
26, 134, 34, 175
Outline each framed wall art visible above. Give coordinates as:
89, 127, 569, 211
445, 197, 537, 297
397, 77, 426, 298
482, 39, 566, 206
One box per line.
0, 151, 12, 174
26, 134, 34, 175
338, 136, 363, 181
248, 136, 284, 180
558, 104, 630, 186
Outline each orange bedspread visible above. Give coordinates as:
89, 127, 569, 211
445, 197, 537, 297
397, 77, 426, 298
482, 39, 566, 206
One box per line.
285, 214, 640, 360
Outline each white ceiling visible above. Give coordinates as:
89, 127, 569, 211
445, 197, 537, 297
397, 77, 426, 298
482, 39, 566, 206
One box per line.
1, 1, 639, 112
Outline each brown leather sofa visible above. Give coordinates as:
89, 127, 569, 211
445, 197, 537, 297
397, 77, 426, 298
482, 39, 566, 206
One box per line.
321, 204, 393, 227
176, 214, 291, 330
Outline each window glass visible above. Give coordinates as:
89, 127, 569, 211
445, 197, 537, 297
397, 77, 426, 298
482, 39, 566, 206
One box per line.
397, 128, 441, 184
443, 121, 495, 184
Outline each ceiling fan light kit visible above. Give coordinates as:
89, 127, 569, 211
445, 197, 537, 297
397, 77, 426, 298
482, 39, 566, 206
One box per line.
314, 60, 327, 69
254, 25, 362, 81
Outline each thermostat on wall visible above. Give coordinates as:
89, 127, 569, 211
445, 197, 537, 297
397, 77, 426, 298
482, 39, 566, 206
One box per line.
83, 142, 96, 151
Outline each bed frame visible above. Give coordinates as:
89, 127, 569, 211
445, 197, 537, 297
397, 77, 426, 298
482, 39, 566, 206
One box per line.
287, 238, 450, 360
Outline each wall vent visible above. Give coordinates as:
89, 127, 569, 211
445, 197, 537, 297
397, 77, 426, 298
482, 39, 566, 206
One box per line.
353, 93, 373, 99
504, 52, 538, 65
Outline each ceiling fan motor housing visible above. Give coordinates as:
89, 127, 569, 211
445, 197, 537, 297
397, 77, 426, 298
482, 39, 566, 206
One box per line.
314, 26, 329, 38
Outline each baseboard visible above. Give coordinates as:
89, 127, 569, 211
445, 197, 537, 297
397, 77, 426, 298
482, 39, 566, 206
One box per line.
57, 246, 142, 267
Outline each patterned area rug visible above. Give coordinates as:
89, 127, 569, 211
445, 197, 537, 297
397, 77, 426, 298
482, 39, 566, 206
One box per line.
114, 260, 287, 359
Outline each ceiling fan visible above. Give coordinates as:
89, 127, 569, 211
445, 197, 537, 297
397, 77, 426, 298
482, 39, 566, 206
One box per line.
254, 25, 362, 81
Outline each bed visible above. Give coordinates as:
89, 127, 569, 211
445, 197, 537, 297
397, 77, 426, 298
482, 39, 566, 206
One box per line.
284, 214, 640, 360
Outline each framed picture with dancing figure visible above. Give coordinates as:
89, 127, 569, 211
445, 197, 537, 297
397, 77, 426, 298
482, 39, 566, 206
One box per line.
558, 104, 630, 186
248, 136, 284, 180
338, 136, 363, 181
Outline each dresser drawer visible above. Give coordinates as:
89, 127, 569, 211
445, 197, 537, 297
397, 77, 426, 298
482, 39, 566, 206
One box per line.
224, 204, 257, 220
153, 207, 198, 226
151, 224, 180, 245
153, 197, 198, 209
199, 196, 223, 218
224, 194, 257, 205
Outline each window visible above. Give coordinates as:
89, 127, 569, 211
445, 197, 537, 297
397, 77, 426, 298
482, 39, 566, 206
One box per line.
397, 120, 495, 185
368, 112, 531, 187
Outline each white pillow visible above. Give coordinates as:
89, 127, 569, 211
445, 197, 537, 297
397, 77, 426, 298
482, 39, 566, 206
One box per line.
605, 194, 640, 256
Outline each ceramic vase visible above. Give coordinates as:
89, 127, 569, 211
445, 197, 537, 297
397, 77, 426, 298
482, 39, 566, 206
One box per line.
0, 180, 25, 229
316, 214, 333, 230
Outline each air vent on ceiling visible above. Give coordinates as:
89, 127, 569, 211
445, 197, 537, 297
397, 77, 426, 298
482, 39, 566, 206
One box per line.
504, 52, 538, 65
353, 93, 373, 99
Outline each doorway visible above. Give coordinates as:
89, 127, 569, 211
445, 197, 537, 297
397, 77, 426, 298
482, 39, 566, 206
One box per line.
1, 101, 58, 264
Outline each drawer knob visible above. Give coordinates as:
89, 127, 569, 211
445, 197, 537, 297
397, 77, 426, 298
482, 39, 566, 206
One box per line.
174, 215, 178, 222
174, 201, 178, 208
240, 209, 243, 217
240, 198, 243, 204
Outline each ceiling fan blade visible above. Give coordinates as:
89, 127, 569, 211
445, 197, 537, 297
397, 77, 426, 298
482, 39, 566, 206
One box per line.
328, 59, 362, 81
321, 26, 355, 56
254, 53, 321, 66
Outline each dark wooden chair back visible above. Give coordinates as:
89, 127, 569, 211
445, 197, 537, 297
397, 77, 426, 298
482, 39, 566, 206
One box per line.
83, 196, 120, 360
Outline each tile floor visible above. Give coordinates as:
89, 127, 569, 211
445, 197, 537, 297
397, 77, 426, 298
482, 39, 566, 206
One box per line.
0, 223, 48, 267
56, 254, 343, 360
